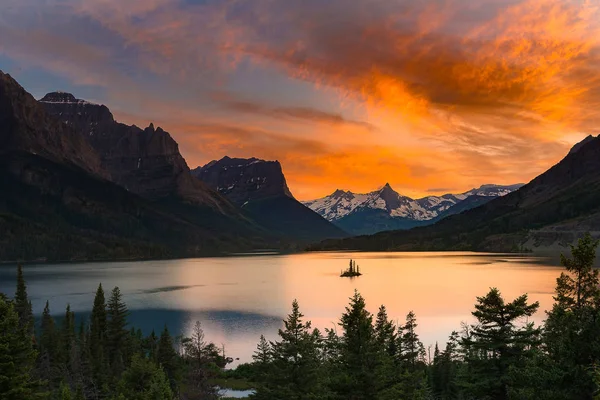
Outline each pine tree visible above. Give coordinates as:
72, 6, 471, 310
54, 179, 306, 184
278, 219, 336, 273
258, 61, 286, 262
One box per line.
337, 290, 377, 399
116, 354, 173, 400
89, 283, 108, 385
264, 300, 322, 399
0, 294, 43, 399
374, 305, 396, 357
14, 264, 34, 335
144, 329, 159, 361
545, 233, 600, 398
461, 287, 540, 400
401, 311, 425, 370
61, 304, 76, 368
253, 335, 272, 365
38, 300, 59, 386
106, 286, 129, 376
39, 301, 57, 360
157, 325, 179, 392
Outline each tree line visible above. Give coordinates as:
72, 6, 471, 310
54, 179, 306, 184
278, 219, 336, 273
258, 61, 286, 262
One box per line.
0, 268, 229, 399
237, 234, 600, 399
2, 233, 600, 399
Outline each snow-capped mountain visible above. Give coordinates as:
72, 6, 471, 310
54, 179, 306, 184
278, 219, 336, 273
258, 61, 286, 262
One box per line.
303, 183, 523, 235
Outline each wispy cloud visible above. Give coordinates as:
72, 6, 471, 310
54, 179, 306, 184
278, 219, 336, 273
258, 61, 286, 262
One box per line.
1, 0, 598, 199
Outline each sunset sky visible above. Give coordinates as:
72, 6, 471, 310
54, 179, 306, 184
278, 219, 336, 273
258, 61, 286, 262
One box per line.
1, 0, 599, 200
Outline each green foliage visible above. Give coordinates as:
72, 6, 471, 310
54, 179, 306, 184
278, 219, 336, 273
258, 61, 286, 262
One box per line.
14, 264, 34, 335
7, 233, 600, 400
0, 294, 43, 399
107, 286, 129, 376
460, 288, 540, 400
544, 233, 600, 399
116, 354, 173, 400
90, 283, 108, 383
337, 291, 378, 399
157, 325, 179, 392
259, 300, 322, 399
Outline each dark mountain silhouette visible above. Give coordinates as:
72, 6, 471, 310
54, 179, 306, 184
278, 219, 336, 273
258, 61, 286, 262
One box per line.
193, 157, 347, 242
0, 71, 275, 261
39, 92, 231, 211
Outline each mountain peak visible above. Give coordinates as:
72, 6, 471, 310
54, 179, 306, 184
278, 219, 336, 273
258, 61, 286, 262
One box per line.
192, 155, 294, 204
569, 135, 598, 155
39, 91, 78, 103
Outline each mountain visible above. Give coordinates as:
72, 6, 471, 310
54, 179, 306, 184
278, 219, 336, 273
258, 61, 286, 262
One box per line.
0, 71, 277, 261
39, 92, 230, 211
303, 183, 523, 235
310, 135, 600, 252
192, 157, 347, 242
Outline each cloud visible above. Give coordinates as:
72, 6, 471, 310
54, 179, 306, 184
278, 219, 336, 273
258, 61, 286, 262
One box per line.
2, 0, 599, 200
215, 95, 376, 131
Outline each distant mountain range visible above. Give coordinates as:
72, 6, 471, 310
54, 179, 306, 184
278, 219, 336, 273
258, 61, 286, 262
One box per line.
303, 183, 523, 235
192, 157, 346, 242
310, 134, 600, 252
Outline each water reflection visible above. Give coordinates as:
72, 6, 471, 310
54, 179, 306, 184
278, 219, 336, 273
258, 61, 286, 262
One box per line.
0, 252, 564, 365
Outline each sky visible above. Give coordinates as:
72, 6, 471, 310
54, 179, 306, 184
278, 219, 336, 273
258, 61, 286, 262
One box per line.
1, 0, 599, 200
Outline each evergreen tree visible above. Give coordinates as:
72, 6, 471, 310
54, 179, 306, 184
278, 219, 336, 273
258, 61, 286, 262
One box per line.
545, 233, 600, 398
116, 354, 172, 400
264, 300, 322, 399
144, 329, 159, 361
106, 286, 129, 376
89, 283, 108, 386
0, 294, 43, 399
38, 300, 60, 387
461, 287, 540, 400
337, 291, 377, 399
61, 304, 76, 368
40, 300, 57, 361
374, 305, 396, 357
157, 325, 179, 392
14, 264, 34, 335
253, 335, 272, 366
400, 311, 425, 370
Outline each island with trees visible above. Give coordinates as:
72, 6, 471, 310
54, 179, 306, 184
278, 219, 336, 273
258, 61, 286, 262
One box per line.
340, 259, 362, 277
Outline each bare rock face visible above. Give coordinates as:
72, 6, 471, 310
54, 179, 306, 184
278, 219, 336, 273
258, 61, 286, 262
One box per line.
192, 156, 347, 242
0, 74, 105, 178
39, 92, 230, 211
192, 156, 294, 206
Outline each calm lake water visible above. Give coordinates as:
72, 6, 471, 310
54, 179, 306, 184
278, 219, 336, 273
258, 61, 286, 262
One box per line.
0, 252, 564, 366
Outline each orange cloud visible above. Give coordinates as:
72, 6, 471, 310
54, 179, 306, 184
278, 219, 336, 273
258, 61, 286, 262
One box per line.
2, 0, 598, 200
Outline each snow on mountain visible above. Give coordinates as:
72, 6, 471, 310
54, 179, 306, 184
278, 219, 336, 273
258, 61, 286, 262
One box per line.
303, 183, 524, 222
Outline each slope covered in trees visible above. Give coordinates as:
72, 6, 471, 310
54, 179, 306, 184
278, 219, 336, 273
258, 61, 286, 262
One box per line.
311, 136, 600, 252
2, 235, 600, 399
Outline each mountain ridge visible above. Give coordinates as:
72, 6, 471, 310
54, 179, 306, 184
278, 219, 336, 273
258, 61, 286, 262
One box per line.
309, 135, 600, 252
303, 183, 523, 235
193, 156, 347, 242
39, 91, 232, 212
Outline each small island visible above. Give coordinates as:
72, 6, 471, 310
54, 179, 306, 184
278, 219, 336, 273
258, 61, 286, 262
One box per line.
340, 259, 362, 277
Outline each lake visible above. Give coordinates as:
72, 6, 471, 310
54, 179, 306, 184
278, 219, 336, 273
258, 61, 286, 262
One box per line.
0, 252, 564, 366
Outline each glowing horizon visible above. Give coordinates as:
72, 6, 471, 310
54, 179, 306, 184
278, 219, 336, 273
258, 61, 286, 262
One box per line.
2, 0, 599, 200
